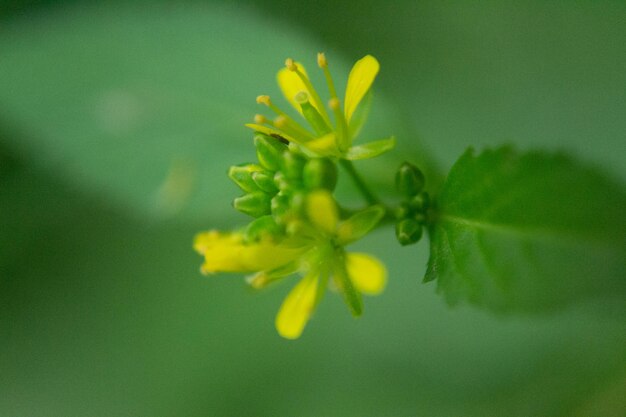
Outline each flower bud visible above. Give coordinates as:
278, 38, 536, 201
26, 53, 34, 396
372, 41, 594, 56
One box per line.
395, 162, 425, 197
271, 191, 291, 220
244, 215, 282, 242
303, 158, 337, 191
233, 192, 271, 218
395, 218, 423, 246
273, 171, 291, 192
409, 191, 430, 212
395, 202, 411, 220
414, 212, 427, 224
252, 171, 278, 194
254, 133, 287, 171
290, 191, 306, 216
228, 164, 263, 193
281, 150, 306, 180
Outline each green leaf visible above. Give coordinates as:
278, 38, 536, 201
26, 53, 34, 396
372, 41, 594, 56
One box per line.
345, 136, 396, 160
426, 146, 626, 312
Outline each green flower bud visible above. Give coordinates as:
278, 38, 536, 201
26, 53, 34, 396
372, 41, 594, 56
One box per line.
395, 202, 411, 220
273, 171, 291, 193
252, 171, 278, 194
395, 218, 423, 246
255, 133, 287, 171
290, 191, 306, 216
414, 212, 427, 224
244, 215, 282, 242
395, 162, 425, 197
303, 158, 337, 191
228, 164, 263, 193
281, 150, 306, 180
233, 192, 271, 218
271, 191, 291, 220
409, 191, 430, 212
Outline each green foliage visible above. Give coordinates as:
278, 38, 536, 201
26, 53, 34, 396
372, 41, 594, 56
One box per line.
2, 1, 626, 416
426, 146, 626, 312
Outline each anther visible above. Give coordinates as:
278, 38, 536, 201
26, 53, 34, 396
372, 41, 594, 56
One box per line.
328, 97, 341, 110
285, 58, 297, 71
254, 114, 267, 124
256, 95, 271, 106
317, 52, 327, 68
274, 115, 287, 128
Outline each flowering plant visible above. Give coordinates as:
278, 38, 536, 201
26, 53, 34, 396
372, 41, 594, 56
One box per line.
194, 53, 428, 338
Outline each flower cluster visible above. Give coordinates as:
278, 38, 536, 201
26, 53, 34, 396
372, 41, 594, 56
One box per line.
195, 53, 396, 339
246, 53, 395, 161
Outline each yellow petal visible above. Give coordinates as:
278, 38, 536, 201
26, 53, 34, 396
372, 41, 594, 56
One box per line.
344, 55, 379, 124
242, 241, 303, 272
303, 132, 339, 157
277, 62, 320, 114
345, 252, 387, 295
306, 190, 338, 235
193, 230, 241, 255
275, 272, 319, 339
244, 123, 297, 144
194, 230, 303, 274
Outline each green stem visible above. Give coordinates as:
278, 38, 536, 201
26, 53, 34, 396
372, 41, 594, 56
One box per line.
339, 159, 397, 225
339, 159, 380, 206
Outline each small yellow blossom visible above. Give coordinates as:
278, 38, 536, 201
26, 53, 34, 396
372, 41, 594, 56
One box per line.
246, 53, 395, 161
194, 190, 386, 340
193, 230, 305, 274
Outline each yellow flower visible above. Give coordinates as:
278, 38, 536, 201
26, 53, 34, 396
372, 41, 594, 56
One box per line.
193, 230, 305, 274
194, 190, 387, 340
273, 190, 387, 339
246, 53, 395, 161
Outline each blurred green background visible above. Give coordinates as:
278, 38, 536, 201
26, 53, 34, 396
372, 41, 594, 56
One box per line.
1, 1, 625, 416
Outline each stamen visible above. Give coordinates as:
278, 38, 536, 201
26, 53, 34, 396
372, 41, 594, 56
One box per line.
328, 98, 340, 111
329, 98, 350, 152
257, 94, 314, 139
317, 52, 327, 69
254, 114, 267, 124
256, 95, 271, 106
321, 55, 338, 100
275, 115, 315, 143
285, 58, 297, 71
274, 115, 288, 128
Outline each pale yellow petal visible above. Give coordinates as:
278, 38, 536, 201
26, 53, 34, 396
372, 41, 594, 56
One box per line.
344, 55, 379, 124
244, 123, 297, 144
195, 230, 303, 274
306, 190, 339, 234
346, 252, 387, 295
241, 240, 304, 272
193, 230, 241, 255
303, 132, 339, 157
277, 62, 319, 114
275, 273, 319, 339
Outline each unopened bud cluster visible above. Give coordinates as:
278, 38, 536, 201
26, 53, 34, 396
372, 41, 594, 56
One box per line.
394, 162, 429, 245
230, 132, 338, 242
